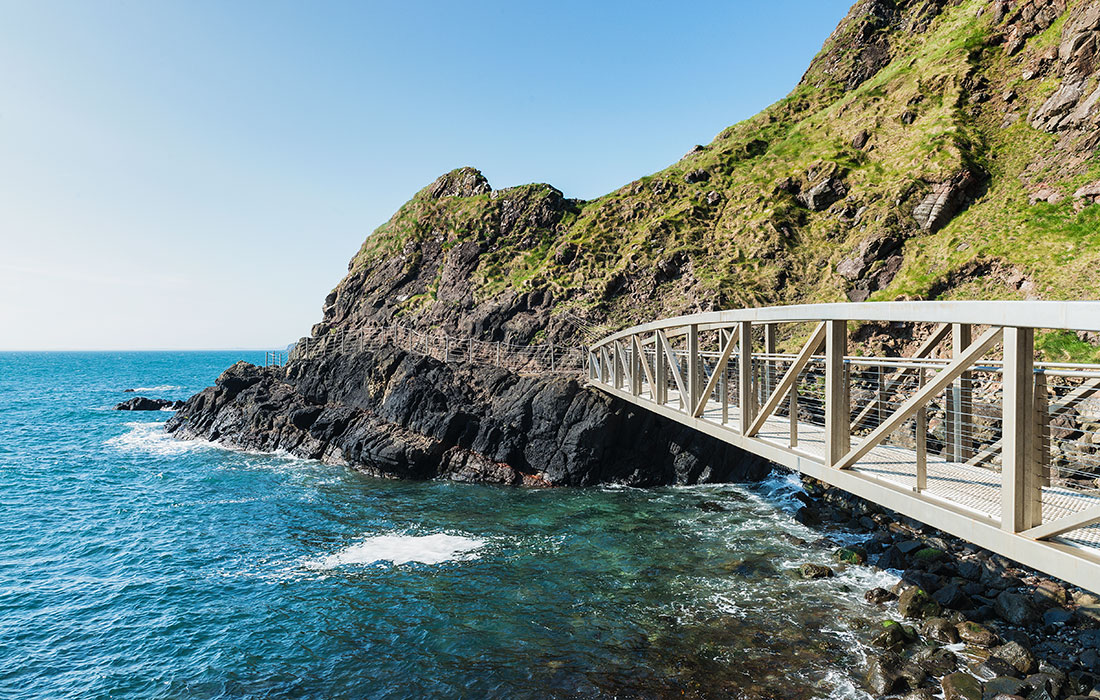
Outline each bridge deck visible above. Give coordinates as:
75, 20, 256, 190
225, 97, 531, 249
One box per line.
662, 389, 1100, 554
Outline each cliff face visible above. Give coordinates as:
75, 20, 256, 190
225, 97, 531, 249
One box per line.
166, 349, 770, 486
169, 0, 1100, 484
312, 0, 1100, 357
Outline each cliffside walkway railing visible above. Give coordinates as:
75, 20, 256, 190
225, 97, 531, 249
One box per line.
587, 302, 1100, 592
284, 323, 587, 374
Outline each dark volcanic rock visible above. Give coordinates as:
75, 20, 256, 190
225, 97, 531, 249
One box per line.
115, 397, 184, 411
166, 350, 772, 487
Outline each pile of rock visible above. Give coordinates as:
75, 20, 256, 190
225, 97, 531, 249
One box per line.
794, 477, 1100, 699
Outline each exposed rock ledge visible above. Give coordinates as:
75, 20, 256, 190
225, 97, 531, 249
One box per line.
165, 345, 770, 487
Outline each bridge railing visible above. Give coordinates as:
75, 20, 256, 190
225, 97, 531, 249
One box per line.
587, 302, 1100, 558
287, 323, 587, 375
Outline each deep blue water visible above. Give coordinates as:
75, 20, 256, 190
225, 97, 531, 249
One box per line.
0, 352, 898, 699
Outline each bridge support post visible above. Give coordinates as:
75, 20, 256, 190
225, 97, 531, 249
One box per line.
1002, 326, 1042, 532
825, 320, 850, 466
654, 331, 667, 406
738, 321, 755, 433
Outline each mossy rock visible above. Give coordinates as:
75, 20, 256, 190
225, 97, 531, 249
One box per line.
897, 587, 943, 620
911, 547, 945, 562
834, 546, 868, 565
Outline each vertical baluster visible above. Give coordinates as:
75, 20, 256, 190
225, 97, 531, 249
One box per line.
720, 330, 729, 425
654, 331, 667, 406
916, 367, 927, 492
688, 324, 699, 413
739, 321, 754, 434
825, 320, 850, 467
789, 381, 799, 448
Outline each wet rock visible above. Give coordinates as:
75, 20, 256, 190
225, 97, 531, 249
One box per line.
957, 620, 999, 646
799, 563, 835, 579
866, 653, 906, 695
834, 546, 867, 565
873, 620, 912, 651
995, 591, 1040, 626
971, 656, 1022, 681
866, 587, 897, 605
935, 583, 973, 610
943, 671, 984, 700
922, 616, 961, 644
114, 397, 184, 411
993, 641, 1036, 675
901, 689, 935, 700
912, 645, 959, 676
899, 587, 942, 620
984, 676, 1032, 697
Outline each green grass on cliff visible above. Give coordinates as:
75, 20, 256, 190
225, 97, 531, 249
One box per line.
344, 0, 1100, 351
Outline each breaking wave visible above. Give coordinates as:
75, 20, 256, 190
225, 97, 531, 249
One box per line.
305, 533, 486, 569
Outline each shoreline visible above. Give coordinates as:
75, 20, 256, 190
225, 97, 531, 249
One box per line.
792, 473, 1100, 698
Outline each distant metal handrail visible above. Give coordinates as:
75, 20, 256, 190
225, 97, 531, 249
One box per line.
285, 323, 587, 375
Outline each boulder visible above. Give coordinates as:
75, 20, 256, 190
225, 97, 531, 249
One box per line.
912, 645, 959, 676
956, 621, 999, 646
834, 546, 867, 565
995, 591, 1039, 626
921, 617, 961, 644
1074, 181, 1100, 203
798, 176, 847, 211
866, 587, 897, 605
912, 170, 979, 232
898, 587, 942, 619
942, 671, 983, 700
983, 676, 1032, 697
799, 563, 835, 579
683, 168, 710, 184
992, 641, 1036, 675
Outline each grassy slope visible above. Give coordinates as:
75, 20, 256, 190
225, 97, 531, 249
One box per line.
346, 0, 1100, 357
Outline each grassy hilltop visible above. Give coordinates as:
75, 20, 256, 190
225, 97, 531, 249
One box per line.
313, 0, 1100, 358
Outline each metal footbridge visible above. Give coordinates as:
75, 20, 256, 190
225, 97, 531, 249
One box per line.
587, 302, 1100, 593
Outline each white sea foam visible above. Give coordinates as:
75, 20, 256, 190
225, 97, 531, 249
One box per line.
106, 422, 211, 456
130, 385, 182, 392
306, 533, 486, 569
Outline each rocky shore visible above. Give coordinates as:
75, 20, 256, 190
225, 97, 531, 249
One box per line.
165, 344, 770, 487
794, 478, 1100, 699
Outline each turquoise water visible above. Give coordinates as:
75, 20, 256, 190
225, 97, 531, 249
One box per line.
0, 352, 897, 699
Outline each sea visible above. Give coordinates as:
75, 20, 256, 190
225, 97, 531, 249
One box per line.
0, 352, 900, 699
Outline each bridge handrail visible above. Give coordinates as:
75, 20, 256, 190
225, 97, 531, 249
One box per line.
589, 301, 1100, 349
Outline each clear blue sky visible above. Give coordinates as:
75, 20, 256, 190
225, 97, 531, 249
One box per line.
0, 0, 851, 350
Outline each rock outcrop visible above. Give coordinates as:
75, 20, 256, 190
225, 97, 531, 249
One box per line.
115, 397, 184, 411
166, 348, 770, 487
